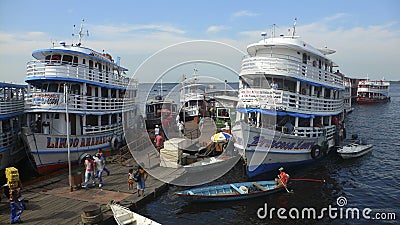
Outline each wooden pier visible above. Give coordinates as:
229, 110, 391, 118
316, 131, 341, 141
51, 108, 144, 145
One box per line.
0, 157, 167, 225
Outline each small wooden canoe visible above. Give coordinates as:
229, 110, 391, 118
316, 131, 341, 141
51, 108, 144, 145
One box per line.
176, 180, 285, 202
109, 202, 161, 225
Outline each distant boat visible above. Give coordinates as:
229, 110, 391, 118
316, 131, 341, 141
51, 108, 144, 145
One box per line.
176, 180, 285, 202
145, 95, 177, 130
110, 202, 161, 225
337, 142, 373, 159
357, 79, 390, 104
21, 20, 139, 174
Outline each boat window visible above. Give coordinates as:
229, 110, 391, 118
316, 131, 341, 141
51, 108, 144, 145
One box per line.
101, 115, 108, 126
86, 115, 98, 126
59, 84, 64, 93
73, 56, 78, 66
48, 83, 58, 92
101, 87, 108, 98
51, 54, 61, 62
62, 55, 73, 64
82, 58, 86, 65
111, 114, 117, 124
302, 53, 307, 64
54, 114, 59, 119
45, 55, 51, 62
147, 105, 154, 113
71, 84, 80, 94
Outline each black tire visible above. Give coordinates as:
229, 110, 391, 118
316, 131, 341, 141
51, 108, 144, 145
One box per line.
310, 145, 324, 160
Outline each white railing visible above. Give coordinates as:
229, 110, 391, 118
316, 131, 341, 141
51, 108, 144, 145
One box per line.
83, 122, 123, 135
25, 92, 137, 112
241, 57, 343, 89
239, 88, 343, 115
294, 125, 336, 138
0, 130, 18, 148
0, 100, 25, 116
26, 60, 134, 88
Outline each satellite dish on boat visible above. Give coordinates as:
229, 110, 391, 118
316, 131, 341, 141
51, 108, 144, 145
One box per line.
318, 46, 336, 55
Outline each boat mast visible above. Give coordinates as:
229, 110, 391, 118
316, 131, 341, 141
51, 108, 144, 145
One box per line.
72, 18, 89, 46
292, 18, 297, 37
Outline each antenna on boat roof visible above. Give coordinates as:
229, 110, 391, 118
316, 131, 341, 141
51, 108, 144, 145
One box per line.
272, 23, 277, 38
292, 18, 297, 37
72, 18, 89, 46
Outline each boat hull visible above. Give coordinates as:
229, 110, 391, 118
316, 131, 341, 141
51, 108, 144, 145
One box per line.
176, 180, 285, 202
232, 123, 327, 177
22, 128, 120, 174
357, 97, 390, 104
337, 144, 373, 159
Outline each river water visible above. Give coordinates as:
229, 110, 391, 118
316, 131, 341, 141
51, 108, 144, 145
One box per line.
133, 84, 400, 224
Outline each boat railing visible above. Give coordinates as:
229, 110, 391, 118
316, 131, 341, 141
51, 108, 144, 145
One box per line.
26, 60, 133, 88
241, 57, 343, 89
0, 129, 19, 149
83, 122, 123, 135
239, 88, 343, 114
294, 125, 336, 139
0, 99, 25, 115
25, 92, 137, 112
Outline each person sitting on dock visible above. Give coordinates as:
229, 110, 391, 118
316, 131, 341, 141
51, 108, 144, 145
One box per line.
275, 167, 290, 188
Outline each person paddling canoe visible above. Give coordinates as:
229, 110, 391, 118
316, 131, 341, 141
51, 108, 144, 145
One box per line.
275, 167, 290, 188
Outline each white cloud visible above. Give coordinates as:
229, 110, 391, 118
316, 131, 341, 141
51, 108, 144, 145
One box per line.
231, 10, 258, 19
206, 25, 230, 33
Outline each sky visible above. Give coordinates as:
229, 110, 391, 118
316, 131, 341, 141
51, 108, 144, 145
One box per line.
0, 0, 399, 84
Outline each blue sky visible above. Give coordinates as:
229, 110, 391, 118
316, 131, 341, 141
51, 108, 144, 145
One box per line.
1, 0, 399, 84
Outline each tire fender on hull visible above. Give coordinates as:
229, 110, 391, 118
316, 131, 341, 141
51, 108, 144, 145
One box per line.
310, 145, 324, 160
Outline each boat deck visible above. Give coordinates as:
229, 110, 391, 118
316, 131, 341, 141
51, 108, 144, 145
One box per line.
0, 157, 167, 225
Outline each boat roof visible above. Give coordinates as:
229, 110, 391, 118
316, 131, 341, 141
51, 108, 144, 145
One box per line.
247, 35, 335, 60
0, 82, 27, 89
32, 44, 129, 71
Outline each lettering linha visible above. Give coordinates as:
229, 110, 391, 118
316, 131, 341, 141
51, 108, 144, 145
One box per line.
46, 135, 113, 148
246, 135, 315, 150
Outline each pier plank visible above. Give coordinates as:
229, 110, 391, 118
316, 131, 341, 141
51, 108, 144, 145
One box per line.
0, 158, 167, 224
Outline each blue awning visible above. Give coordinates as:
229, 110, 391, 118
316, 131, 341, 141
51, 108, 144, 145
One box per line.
296, 78, 344, 91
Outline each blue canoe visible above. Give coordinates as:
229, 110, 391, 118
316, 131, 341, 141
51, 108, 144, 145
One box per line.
176, 180, 285, 202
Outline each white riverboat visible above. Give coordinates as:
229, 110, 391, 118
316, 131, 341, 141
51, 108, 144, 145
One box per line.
232, 21, 345, 177
180, 68, 209, 120
344, 77, 354, 113
357, 78, 390, 104
22, 20, 138, 174
0, 82, 27, 176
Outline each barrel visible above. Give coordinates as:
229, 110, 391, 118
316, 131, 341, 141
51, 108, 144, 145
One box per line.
81, 204, 103, 224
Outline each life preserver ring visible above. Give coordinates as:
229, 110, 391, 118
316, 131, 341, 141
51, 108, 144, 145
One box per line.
111, 136, 119, 150
310, 145, 323, 159
301, 88, 307, 95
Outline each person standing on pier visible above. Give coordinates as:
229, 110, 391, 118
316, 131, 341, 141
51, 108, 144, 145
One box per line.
9, 180, 24, 224
136, 166, 148, 197
178, 121, 185, 138
84, 155, 96, 188
93, 153, 105, 188
97, 149, 110, 176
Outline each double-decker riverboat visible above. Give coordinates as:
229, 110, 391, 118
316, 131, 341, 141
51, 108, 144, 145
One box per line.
0, 82, 26, 180
22, 21, 138, 174
357, 79, 390, 104
232, 22, 345, 177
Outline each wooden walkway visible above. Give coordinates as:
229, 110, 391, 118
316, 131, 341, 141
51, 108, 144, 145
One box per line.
0, 157, 167, 225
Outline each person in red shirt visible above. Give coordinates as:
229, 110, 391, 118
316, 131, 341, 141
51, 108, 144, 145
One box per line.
275, 167, 289, 187
155, 134, 164, 151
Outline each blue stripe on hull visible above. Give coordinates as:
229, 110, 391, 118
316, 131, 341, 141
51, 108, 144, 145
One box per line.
247, 159, 314, 178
